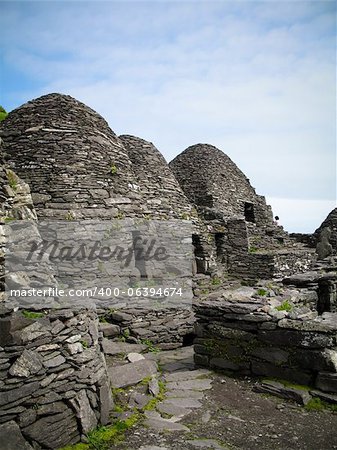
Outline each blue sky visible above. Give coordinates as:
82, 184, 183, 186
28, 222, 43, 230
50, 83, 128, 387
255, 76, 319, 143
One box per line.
1, 0, 336, 232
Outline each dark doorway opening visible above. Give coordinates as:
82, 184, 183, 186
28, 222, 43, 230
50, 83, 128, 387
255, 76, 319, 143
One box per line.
183, 332, 196, 346
192, 234, 206, 274
244, 202, 255, 223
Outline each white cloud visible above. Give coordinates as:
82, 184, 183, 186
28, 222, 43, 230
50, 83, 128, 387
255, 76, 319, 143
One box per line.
266, 197, 336, 233
1, 1, 335, 232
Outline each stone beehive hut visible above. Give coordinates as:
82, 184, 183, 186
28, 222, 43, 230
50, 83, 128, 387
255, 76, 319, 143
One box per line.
169, 143, 273, 227
0, 93, 135, 219
0, 94, 195, 221
119, 134, 195, 219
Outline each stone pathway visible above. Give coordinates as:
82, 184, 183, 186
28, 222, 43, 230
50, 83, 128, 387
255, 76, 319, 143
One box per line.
144, 368, 212, 432
106, 344, 214, 437
106, 345, 337, 450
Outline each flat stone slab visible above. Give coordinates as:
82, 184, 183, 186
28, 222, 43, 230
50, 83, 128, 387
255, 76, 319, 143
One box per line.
102, 339, 147, 356
254, 380, 312, 405
108, 359, 157, 388
156, 401, 192, 418
0, 421, 34, 450
139, 446, 169, 450
186, 439, 230, 449
165, 369, 211, 382
144, 417, 190, 432
144, 410, 162, 419
161, 361, 195, 373
127, 352, 145, 363
166, 379, 212, 391
165, 389, 204, 399
163, 397, 202, 408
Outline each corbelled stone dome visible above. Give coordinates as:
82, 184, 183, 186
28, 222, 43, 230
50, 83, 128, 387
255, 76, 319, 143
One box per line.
0, 93, 135, 219
119, 135, 194, 219
169, 143, 273, 226
0, 94, 195, 220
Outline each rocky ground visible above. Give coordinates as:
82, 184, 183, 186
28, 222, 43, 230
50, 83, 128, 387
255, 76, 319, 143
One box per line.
107, 346, 337, 450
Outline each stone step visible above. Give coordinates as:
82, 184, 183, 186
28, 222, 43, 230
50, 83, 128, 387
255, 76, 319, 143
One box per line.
102, 339, 147, 356
166, 379, 212, 391
164, 369, 211, 382
144, 417, 190, 432
162, 397, 202, 408
165, 389, 204, 399
108, 359, 157, 388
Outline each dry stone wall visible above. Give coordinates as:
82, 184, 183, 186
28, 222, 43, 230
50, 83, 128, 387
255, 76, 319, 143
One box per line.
119, 135, 195, 220
0, 94, 197, 221
0, 94, 137, 220
0, 309, 113, 449
99, 306, 195, 350
194, 287, 337, 398
169, 143, 273, 227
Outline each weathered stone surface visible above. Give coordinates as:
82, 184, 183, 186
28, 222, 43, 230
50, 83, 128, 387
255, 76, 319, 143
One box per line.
108, 359, 158, 388
165, 379, 212, 391
99, 379, 113, 425
164, 369, 211, 382
290, 349, 337, 372
0, 420, 34, 450
162, 397, 202, 408
165, 389, 204, 399
144, 417, 190, 431
102, 339, 147, 356
129, 392, 152, 409
0, 381, 39, 407
148, 375, 160, 396
9, 349, 43, 377
187, 439, 229, 449
0, 314, 31, 346
251, 361, 313, 386
316, 372, 337, 393
69, 389, 98, 434
156, 401, 191, 419
127, 352, 145, 363
43, 354, 66, 368
250, 347, 289, 365
254, 380, 312, 405
23, 407, 79, 449
99, 323, 120, 337
258, 329, 336, 349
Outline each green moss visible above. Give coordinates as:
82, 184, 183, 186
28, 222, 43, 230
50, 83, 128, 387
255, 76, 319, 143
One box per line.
263, 378, 310, 392
0, 106, 8, 122
4, 216, 16, 223
113, 404, 124, 413
249, 246, 258, 253
211, 276, 221, 286
65, 211, 75, 221
6, 170, 18, 190
276, 299, 293, 312
21, 310, 45, 319
59, 444, 89, 450
110, 164, 118, 175
305, 397, 337, 412
140, 339, 160, 353
256, 288, 267, 296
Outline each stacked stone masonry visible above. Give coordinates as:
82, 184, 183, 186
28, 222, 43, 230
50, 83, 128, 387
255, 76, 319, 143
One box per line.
0, 93, 336, 448
0, 309, 113, 449
194, 278, 337, 396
